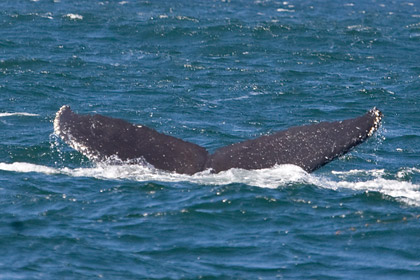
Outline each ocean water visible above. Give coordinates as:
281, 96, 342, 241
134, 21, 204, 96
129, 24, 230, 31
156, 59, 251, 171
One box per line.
1, 0, 420, 279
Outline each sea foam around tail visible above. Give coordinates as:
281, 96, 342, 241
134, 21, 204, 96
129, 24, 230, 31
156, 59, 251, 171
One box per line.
1, 162, 419, 206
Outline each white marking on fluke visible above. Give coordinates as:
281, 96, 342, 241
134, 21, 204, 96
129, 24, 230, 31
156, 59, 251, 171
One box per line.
53, 105, 67, 137
367, 107, 383, 137
54, 105, 101, 161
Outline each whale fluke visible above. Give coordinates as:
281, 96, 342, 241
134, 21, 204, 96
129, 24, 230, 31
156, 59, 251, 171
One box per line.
206, 108, 382, 173
54, 106, 209, 174
54, 106, 382, 174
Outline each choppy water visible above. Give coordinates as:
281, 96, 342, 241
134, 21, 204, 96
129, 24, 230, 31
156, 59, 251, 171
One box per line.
1, 0, 420, 279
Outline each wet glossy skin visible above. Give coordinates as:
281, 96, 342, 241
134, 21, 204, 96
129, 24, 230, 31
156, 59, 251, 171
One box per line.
55, 106, 382, 175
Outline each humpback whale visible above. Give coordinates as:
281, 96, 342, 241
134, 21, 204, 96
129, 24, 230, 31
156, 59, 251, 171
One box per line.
54, 106, 382, 175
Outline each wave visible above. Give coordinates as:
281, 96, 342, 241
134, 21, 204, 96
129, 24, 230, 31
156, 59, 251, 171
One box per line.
319, 170, 420, 206
0, 112, 39, 117
1, 162, 419, 206
64, 14, 83, 20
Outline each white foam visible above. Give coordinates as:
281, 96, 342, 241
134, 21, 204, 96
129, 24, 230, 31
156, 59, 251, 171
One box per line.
67, 164, 307, 189
310, 169, 420, 206
276, 8, 295, 12
0, 162, 308, 189
347, 25, 372, 32
332, 169, 386, 177
0, 162, 59, 175
64, 14, 83, 20
397, 167, 420, 179
1, 162, 419, 206
0, 112, 39, 117
309, 175, 420, 205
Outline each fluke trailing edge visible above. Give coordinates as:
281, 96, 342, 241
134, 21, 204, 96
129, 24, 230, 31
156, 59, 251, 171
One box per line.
54, 106, 382, 175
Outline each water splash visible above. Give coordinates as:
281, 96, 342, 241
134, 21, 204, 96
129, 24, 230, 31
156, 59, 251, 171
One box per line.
0, 161, 419, 206
0, 112, 39, 117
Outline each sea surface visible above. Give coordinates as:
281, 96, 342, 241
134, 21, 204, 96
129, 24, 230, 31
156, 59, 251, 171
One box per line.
1, 0, 420, 279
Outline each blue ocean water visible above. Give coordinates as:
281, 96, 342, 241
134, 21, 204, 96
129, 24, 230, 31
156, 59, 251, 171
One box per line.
1, 0, 420, 278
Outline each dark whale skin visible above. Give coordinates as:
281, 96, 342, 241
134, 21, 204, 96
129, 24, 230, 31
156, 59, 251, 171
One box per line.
54, 106, 382, 175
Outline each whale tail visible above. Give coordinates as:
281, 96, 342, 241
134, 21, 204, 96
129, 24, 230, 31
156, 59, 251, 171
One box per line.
205, 107, 382, 173
54, 106, 382, 174
54, 106, 209, 174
